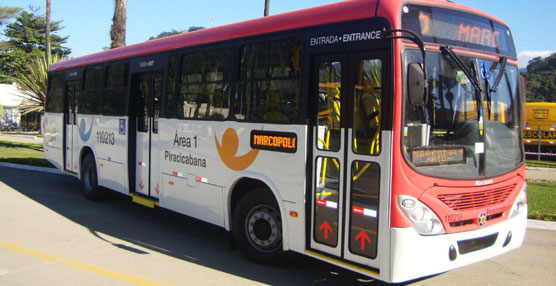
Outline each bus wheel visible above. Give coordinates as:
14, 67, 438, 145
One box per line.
80, 154, 106, 200
233, 189, 286, 264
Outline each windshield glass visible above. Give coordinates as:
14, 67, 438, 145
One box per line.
403, 50, 523, 179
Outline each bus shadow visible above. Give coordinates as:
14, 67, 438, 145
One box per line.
0, 167, 391, 286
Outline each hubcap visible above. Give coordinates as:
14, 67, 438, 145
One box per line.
245, 205, 282, 252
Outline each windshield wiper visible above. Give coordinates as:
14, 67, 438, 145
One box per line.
490, 56, 507, 93
440, 46, 486, 176
483, 62, 493, 119
440, 46, 482, 94
483, 56, 508, 119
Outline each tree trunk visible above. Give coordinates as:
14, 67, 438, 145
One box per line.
110, 0, 127, 49
45, 0, 51, 63
264, 0, 270, 16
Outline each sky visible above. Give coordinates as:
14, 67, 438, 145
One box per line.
1, 0, 555, 68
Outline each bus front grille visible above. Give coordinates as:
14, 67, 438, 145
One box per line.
437, 184, 516, 211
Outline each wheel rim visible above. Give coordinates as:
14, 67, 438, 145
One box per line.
245, 205, 282, 253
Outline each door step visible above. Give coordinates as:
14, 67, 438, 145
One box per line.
130, 193, 159, 208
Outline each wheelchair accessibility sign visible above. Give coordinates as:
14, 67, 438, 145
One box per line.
119, 119, 126, 135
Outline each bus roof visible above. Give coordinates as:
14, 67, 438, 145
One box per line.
50, 0, 507, 71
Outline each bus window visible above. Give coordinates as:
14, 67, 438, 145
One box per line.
163, 54, 178, 118
103, 63, 128, 116
353, 59, 382, 155
349, 161, 380, 259
80, 67, 104, 114
317, 60, 342, 151
177, 47, 232, 120
137, 75, 149, 132
235, 38, 301, 122
46, 73, 64, 113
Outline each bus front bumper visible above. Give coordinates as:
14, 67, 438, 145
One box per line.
389, 206, 527, 283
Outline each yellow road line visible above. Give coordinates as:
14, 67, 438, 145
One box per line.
0, 241, 168, 286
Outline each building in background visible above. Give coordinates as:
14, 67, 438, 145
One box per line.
0, 83, 41, 131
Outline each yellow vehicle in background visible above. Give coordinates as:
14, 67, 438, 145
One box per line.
524, 102, 556, 155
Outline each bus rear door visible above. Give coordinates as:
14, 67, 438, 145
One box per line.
64, 80, 80, 173
132, 71, 162, 198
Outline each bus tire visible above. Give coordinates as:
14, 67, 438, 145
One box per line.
80, 154, 106, 200
232, 189, 286, 264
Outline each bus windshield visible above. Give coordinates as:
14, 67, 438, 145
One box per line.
402, 50, 523, 179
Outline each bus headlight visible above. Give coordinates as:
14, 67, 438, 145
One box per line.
398, 195, 446, 235
509, 183, 527, 218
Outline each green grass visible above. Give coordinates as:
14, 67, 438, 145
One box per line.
0, 140, 54, 168
526, 160, 556, 168
526, 180, 556, 221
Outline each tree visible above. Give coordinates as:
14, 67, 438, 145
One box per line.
0, 6, 22, 50
264, 0, 270, 16
110, 0, 127, 48
45, 0, 51, 62
149, 29, 184, 40
0, 7, 21, 28
522, 53, 556, 102
187, 26, 205, 32
12, 53, 60, 116
0, 7, 70, 83
148, 27, 205, 41
0, 7, 20, 29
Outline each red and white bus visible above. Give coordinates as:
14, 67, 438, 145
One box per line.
44, 0, 527, 282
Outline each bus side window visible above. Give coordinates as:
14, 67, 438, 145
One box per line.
163, 54, 178, 118
177, 47, 232, 120
103, 63, 128, 116
46, 73, 64, 113
235, 38, 301, 123
81, 66, 104, 115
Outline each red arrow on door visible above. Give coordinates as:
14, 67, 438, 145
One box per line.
139, 179, 144, 190
355, 230, 371, 250
319, 221, 333, 240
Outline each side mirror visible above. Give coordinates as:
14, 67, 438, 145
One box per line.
408, 63, 428, 106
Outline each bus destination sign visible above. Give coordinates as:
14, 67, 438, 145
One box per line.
411, 146, 465, 166
250, 130, 297, 153
402, 5, 516, 57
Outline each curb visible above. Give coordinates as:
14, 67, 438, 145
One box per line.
0, 162, 63, 175
527, 219, 556, 231
1, 162, 555, 231
526, 166, 556, 171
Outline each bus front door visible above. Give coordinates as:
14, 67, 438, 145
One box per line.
64, 80, 80, 173
134, 72, 162, 198
310, 51, 390, 271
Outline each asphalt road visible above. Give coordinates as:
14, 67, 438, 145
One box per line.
0, 167, 555, 286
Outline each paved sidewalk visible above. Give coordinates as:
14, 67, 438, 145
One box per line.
527, 167, 556, 181
0, 131, 42, 144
